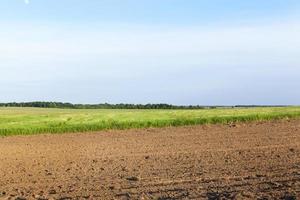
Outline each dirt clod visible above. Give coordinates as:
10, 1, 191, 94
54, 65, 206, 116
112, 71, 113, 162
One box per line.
126, 176, 139, 182
15, 197, 27, 200
48, 189, 56, 195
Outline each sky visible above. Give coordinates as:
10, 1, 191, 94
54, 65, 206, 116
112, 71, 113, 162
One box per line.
0, 0, 300, 105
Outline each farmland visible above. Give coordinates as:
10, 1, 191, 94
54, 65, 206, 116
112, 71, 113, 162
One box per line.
1, 107, 300, 199
0, 106, 300, 136
0, 119, 300, 199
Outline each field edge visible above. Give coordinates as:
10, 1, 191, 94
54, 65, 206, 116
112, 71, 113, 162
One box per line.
1, 111, 300, 136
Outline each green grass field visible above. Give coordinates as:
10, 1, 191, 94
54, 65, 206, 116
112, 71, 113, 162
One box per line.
0, 107, 300, 136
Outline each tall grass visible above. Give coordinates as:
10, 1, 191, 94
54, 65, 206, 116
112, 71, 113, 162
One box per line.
0, 107, 300, 136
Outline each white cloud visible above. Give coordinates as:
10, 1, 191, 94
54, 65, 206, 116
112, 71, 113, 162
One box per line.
1, 20, 300, 68
24, 0, 30, 4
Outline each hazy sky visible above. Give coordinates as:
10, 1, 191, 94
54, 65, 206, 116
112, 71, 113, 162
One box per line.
1, 0, 300, 105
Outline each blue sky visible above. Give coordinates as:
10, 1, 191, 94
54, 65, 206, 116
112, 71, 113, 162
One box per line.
1, 0, 300, 105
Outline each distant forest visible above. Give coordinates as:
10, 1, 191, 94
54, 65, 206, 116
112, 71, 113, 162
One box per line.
0, 102, 289, 109
0, 102, 207, 109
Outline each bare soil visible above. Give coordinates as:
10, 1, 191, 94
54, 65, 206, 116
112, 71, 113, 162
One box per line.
0, 120, 300, 200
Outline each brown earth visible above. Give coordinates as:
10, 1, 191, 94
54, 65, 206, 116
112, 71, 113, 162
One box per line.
0, 119, 300, 200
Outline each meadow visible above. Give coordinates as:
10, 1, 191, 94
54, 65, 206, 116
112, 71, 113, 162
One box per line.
0, 106, 300, 136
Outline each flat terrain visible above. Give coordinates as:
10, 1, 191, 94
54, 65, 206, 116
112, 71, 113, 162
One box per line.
0, 119, 300, 199
1, 107, 300, 136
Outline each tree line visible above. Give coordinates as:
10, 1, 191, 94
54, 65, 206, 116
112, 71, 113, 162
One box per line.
0, 102, 207, 109
0, 102, 288, 109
